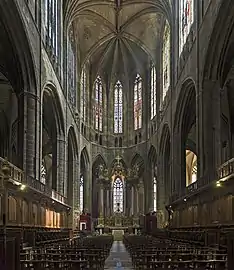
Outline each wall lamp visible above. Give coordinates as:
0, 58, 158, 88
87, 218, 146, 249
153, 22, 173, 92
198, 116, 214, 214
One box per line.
216, 181, 221, 187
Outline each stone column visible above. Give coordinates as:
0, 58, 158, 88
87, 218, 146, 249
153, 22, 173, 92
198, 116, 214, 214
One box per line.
131, 184, 134, 215
73, 158, 79, 210
135, 185, 139, 215
56, 136, 66, 195
201, 80, 221, 183
106, 187, 110, 216
99, 182, 104, 216
83, 169, 89, 212
18, 92, 40, 179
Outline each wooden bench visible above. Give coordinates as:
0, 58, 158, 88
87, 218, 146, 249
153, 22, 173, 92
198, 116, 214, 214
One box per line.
123, 234, 227, 269
20, 235, 113, 269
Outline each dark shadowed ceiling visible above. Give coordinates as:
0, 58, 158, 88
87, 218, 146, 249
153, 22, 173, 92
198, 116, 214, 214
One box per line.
66, 0, 171, 82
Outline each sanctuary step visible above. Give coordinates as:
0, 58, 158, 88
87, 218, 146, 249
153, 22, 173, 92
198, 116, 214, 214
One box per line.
104, 241, 133, 269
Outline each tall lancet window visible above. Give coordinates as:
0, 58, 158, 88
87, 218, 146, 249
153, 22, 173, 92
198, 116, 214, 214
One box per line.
43, 0, 60, 57
134, 74, 142, 130
80, 66, 87, 121
151, 65, 157, 119
80, 175, 84, 212
153, 176, 157, 211
114, 81, 123, 134
162, 23, 170, 102
179, 0, 194, 54
94, 76, 103, 132
113, 178, 123, 213
67, 30, 76, 106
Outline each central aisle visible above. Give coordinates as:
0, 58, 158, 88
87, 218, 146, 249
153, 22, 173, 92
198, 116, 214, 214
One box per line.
104, 241, 133, 269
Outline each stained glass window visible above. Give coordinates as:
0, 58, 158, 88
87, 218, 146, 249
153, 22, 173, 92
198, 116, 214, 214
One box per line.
151, 65, 157, 119
179, 0, 194, 54
41, 159, 46, 185
162, 23, 170, 102
80, 67, 87, 121
114, 81, 123, 134
134, 74, 142, 130
43, 0, 59, 57
67, 31, 76, 106
94, 76, 103, 132
153, 176, 157, 211
113, 178, 123, 212
80, 175, 84, 212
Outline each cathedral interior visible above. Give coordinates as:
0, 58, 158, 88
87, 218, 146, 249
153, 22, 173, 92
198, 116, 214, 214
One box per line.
1, 0, 234, 269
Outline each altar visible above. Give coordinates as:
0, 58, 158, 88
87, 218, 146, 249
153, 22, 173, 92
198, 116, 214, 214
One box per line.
112, 229, 125, 241
94, 156, 143, 236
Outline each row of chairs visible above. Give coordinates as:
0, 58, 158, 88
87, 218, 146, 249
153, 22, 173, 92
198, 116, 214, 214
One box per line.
20, 235, 113, 269
123, 234, 227, 269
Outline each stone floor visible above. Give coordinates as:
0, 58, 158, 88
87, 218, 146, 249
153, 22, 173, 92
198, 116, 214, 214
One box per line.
104, 241, 133, 269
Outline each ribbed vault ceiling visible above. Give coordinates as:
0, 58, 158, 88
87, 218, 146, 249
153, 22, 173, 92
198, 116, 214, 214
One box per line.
66, 0, 171, 82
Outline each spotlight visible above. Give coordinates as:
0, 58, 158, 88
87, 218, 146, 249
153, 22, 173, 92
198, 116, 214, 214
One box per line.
20, 184, 26, 191
216, 181, 221, 187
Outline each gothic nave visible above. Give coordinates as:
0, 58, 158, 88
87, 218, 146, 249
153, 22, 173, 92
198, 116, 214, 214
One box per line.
0, 0, 234, 269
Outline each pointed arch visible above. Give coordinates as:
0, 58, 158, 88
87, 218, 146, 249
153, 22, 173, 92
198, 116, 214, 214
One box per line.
94, 76, 103, 132
202, 0, 234, 86
42, 84, 65, 136
173, 78, 196, 138
80, 65, 88, 121
80, 147, 90, 213
134, 73, 143, 130
0, 0, 37, 93
67, 126, 78, 157
148, 145, 157, 212
179, 0, 194, 54
110, 156, 127, 169
80, 147, 90, 168
131, 153, 144, 176
159, 124, 171, 157
114, 80, 123, 134
162, 21, 170, 102
67, 26, 76, 106
92, 154, 107, 169
148, 145, 157, 165
67, 126, 78, 203
150, 64, 157, 119
174, 78, 197, 189
159, 123, 171, 206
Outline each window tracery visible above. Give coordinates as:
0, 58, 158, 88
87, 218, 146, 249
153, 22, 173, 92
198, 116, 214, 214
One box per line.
80, 66, 87, 121
113, 178, 123, 213
162, 23, 170, 102
94, 76, 103, 132
43, 0, 60, 57
134, 74, 142, 130
151, 65, 157, 119
67, 30, 76, 106
114, 81, 123, 134
153, 176, 157, 211
80, 175, 84, 212
41, 159, 46, 185
179, 0, 194, 54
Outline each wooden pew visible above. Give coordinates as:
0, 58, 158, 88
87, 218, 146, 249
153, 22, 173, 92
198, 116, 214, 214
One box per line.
20, 235, 113, 269
123, 234, 227, 270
